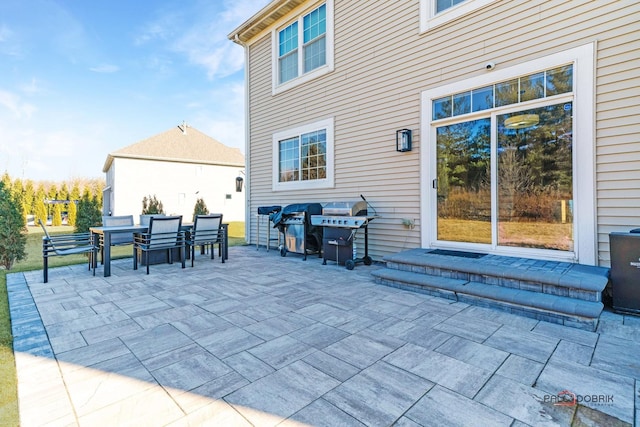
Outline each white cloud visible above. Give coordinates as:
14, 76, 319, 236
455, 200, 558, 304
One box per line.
140, 54, 173, 77
0, 23, 10, 42
219, 0, 271, 26
89, 64, 120, 73
19, 78, 43, 95
134, 18, 172, 46
190, 81, 246, 152
0, 89, 37, 119
0, 23, 22, 57
135, 0, 268, 79
179, 40, 245, 79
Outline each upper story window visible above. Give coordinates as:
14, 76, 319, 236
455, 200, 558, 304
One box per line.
278, 4, 326, 84
436, 0, 465, 13
278, 22, 299, 83
273, 1, 334, 94
272, 118, 334, 191
420, 0, 496, 32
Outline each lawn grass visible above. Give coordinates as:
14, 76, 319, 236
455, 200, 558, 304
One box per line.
437, 218, 573, 250
0, 270, 18, 426
0, 222, 246, 426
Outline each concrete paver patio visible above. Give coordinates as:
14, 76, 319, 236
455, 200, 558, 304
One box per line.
7, 246, 640, 426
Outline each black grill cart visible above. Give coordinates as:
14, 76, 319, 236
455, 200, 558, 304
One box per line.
310, 200, 377, 270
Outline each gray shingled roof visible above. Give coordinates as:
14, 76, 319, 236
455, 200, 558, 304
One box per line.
103, 124, 244, 172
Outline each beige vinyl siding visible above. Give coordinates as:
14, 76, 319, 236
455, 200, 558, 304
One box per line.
244, 0, 639, 265
595, 6, 640, 266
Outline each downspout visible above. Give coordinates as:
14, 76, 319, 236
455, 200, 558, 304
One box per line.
235, 34, 252, 244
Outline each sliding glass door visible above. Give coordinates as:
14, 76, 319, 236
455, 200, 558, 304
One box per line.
435, 101, 573, 252
432, 63, 576, 254
425, 45, 597, 263
496, 102, 573, 251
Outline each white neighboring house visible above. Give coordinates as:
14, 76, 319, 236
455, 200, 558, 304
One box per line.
102, 123, 245, 222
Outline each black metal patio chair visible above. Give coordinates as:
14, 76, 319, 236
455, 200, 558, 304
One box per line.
187, 214, 225, 267
39, 219, 98, 283
133, 215, 185, 274
99, 215, 135, 263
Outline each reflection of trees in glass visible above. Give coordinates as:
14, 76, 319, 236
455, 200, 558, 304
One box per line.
433, 96, 452, 120
437, 119, 490, 191
495, 79, 518, 107
520, 72, 545, 102
301, 138, 321, 180
437, 118, 491, 220
435, 65, 573, 119
279, 131, 326, 182
498, 143, 532, 220
301, 130, 326, 181
279, 137, 299, 182
546, 65, 573, 95
472, 86, 493, 112
454, 92, 470, 116
433, 67, 575, 249
498, 102, 573, 224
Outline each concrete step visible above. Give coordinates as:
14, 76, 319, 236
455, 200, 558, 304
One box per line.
382, 248, 609, 302
372, 248, 610, 331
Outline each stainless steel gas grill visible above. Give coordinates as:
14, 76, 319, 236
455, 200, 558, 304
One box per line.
271, 203, 323, 260
310, 198, 378, 270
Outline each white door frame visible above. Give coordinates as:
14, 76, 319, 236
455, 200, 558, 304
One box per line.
420, 43, 596, 265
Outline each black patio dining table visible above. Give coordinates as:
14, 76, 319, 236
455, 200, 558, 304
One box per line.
90, 223, 228, 277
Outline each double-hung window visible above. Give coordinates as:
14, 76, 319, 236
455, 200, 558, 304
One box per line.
272, 118, 334, 191
273, 1, 334, 93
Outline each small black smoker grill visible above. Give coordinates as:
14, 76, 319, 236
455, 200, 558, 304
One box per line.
310, 197, 377, 270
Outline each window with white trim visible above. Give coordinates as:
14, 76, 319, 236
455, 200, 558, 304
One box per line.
273, 1, 334, 93
436, 0, 465, 13
272, 118, 334, 191
420, 0, 496, 32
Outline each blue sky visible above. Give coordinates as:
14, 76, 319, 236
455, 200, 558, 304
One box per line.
0, 0, 269, 182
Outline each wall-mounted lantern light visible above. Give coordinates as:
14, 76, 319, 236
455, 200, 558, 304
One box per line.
235, 176, 244, 192
396, 129, 412, 152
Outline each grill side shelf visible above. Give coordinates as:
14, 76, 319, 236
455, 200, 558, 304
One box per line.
310, 215, 379, 228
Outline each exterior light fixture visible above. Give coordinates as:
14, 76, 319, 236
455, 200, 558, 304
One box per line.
396, 129, 412, 152
504, 114, 539, 129
235, 176, 244, 192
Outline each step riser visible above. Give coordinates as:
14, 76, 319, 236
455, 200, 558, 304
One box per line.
386, 261, 601, 303
375, 276, 598, 331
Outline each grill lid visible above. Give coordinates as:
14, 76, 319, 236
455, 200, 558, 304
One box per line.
322, 201, 367, 216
